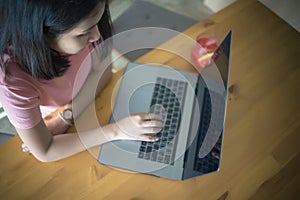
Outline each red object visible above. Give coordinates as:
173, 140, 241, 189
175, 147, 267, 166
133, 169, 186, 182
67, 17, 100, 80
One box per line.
191, 37, 218, 68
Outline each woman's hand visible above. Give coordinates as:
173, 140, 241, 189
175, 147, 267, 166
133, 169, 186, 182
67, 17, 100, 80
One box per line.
110, 113, 164, 142
211, 135, 222, 159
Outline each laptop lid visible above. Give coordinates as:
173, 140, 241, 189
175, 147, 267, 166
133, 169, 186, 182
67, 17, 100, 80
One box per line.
182, 31, 232, 180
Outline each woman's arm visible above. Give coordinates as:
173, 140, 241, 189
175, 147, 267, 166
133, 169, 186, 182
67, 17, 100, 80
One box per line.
17, 113, 163, 162
42, 53, 112, 135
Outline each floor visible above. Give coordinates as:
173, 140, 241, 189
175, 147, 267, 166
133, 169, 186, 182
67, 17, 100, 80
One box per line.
109, 0, 214, 22
0, 104, 17, 144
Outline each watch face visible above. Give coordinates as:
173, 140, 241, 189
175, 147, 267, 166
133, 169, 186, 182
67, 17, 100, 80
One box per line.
63, 109, 73, 120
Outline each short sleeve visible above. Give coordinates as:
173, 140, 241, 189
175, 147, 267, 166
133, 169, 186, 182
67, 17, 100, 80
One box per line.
0, 71, 42, 130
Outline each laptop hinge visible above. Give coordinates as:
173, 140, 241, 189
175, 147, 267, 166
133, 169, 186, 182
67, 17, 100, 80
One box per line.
182, 77, 201, 169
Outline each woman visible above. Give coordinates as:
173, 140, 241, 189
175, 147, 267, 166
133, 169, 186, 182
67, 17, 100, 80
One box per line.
0, 0, 163, 162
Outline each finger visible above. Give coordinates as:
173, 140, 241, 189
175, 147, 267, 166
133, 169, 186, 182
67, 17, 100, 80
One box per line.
213, 136, 222, 151
142, 127, 163, 134
214, 142, 221, 151
139, 113, 163, 121
211, 151, 220, 159
147, 135, 159, 142
141, 120, 164, 128
139, 135, 159, 142
22, 143, 29, 152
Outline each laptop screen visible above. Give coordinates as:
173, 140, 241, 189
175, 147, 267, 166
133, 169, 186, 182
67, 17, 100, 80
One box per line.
211, 31, 232, 90
183, 31, 232, 179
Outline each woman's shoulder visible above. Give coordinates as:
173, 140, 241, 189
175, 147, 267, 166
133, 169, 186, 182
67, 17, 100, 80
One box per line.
0, 53, 36, 87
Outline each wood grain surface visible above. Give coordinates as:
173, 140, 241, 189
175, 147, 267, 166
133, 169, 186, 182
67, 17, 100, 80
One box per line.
0, 0, 299, 199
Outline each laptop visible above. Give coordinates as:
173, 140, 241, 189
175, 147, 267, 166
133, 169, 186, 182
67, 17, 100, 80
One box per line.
98, 31, 232, 180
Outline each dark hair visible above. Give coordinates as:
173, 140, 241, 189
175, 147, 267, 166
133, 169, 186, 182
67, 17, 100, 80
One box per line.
0, 0, 113, 80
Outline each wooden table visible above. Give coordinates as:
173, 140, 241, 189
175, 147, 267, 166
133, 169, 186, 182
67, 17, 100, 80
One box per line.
1, 0, 299, 199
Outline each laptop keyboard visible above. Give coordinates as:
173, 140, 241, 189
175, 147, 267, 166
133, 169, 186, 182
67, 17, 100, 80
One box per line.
194, 88, 224, 173
138, 77, 187, 165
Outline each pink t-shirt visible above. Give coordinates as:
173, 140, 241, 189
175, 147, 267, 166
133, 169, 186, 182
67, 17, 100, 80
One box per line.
0, 43, 98, 129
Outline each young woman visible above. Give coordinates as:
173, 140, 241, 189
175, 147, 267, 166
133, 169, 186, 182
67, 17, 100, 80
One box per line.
0, 0, 163, 162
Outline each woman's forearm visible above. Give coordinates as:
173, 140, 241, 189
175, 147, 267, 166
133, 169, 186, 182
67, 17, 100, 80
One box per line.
18, 113, 163, 162
17, 121, 116, 162
42, 126, 115, 162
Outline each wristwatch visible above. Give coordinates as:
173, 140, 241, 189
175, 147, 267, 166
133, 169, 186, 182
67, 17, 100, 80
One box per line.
59, 108, 73, 125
